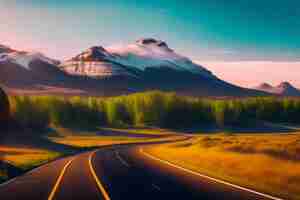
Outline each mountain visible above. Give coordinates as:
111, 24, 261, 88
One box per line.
255, 82, 300, 96
0, 38, 267, 97
60, 38, 265, 97
0, 48, 68, 87
0, 46, 140, 96
60, 38, 215, 79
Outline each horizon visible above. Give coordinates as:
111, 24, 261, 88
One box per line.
1, 0, 300, 88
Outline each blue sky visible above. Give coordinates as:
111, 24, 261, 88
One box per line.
0, 0, 300, 87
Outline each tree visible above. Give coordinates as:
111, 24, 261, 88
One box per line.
0, 87, 10, 122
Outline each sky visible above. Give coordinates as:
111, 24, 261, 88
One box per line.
0, 0, 299, 88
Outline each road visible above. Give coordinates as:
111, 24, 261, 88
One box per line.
0, 143, 283, 200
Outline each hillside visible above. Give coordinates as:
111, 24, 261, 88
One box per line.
0, 39, 267, 97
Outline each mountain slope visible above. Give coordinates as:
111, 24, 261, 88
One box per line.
60, 38, 265, 97
60, 38, 215, 79
0, 39, 267, 97
255, 82, 300, 96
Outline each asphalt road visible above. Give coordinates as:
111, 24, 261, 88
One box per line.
0, 144, 283, 200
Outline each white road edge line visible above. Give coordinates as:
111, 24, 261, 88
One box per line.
0, 157, 74, 188
89, 151, 111, 200
0, 161, 52, 188
140, 148, 284, 200
0, 176, 18, 187
115, 150, 130, 167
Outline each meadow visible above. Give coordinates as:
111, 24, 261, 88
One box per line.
7, 91, 300, 130
0, 126, 180, 183
147, 133, 300, 200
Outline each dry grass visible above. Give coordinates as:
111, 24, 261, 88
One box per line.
147, 133, 300, 200
48, 135, 181, 148
0, 146, 61, 170
100, 127, 174, 136
47, 126, 180, 148
0, 126, 180, 183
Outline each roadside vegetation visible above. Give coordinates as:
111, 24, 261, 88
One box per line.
1, 90, 300, 194
147, 133, 300, 200
0, 146, 63, 183
8, 91, 300, 130
0, 126, 179, 183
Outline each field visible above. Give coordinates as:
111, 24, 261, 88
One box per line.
146, 133, 300, 200
0, 145, 63, 183
0, 127, 179, 183
1, 91, 300, 196
48, 128, 181, 148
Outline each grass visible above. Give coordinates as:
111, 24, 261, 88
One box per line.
47, 126, 180, 148
146, 133, 300, 200
0, 146, 62, 170
49, 136, 150, 147
0, 146, 63, 183
0, 127, 179, 183
100, 127, 174, 136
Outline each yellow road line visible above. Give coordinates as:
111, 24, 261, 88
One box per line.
140, 148, 284, 200
89, 151, 111, 200
48, 158, 75, 200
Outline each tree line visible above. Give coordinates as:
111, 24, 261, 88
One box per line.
7, 91, 300, 129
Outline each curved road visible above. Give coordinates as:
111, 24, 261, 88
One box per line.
0, 143, 283, 200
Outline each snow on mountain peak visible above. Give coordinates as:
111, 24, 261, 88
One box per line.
106, 39, 215, 77
61, 38, 215, 79
0, 51, 59, 70
71, 46, 112, 61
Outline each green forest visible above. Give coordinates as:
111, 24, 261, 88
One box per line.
7, 91, 300, 129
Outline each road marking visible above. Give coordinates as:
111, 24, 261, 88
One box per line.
48, 158, 75, 200
0, 161, 51, 188
115, 150, 130, 167
152, 184, 161, 191
140, 148, 284, 200
0, 177, 18, 187
89, 151, 111, 200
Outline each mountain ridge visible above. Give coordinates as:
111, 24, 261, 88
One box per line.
0, 38, 268, 97
255, 82, 300, 96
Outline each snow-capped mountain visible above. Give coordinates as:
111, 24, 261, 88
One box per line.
0, 50, 60, 70
255, 82, 300, 96
0, 46, 68, 90
61, 46, 137, 78
60, 38, 215, 79
0, 40, 267, 97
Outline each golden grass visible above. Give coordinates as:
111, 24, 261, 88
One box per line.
0, 146, 61, 170
48, 135, 181, 148
147, 133, 300, 200
100, 128, 174, 136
